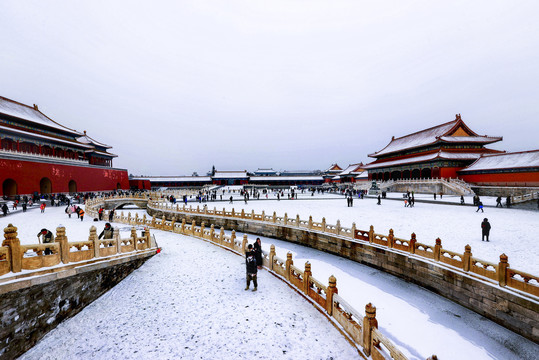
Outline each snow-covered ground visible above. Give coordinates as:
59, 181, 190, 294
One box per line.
2, 198, 538, 359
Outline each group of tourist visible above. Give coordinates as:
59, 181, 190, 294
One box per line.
245, 238, 263, 291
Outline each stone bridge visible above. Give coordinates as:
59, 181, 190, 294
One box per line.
93, 197, 149, 210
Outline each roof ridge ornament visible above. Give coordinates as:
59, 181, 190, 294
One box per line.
455, 113, 462, 121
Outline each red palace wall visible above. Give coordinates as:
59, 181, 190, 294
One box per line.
129, 179, 152, 190
459, 172, 539, 187
1, 158, 129, 195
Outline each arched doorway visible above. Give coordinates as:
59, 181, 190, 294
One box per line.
116, 183, 122, 190
383, 172, 390, 181
68, 180, 77, 193
2, 179, 17, 197
391, 171, 401, 180
411, 169, 420, 179
421, 168, 431, 179
40, 177, 52, 194
402, 170, 411, 179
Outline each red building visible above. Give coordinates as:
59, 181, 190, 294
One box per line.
0, 96, 129, 196
364, 115, 503, 180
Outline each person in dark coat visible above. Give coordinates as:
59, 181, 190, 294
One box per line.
37, 228, 54, 255
476, 201, 484, 212
481, 218, 491, 242
506, 196, 511, 208
1, 203, 8, 216
99, 223, 114, 239
496, 196, 503, 207
460, 195, 465, 205
245, 244, 258, 291
377, 195, 381, 205
253, 238, 263, 269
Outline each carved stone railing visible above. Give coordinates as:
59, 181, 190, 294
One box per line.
0, 224, 154, 276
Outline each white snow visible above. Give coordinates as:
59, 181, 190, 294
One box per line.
462, 150, 539, 171
3, 198, 538, 359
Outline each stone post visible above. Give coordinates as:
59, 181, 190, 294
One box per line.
143, 214, 147, 225
498, 253, 509, 287
181, 218, 186, 234
196, 205, 200, 213
191, 220, 196, 236
285, 252, 293, 281
90, 226, 99, 258
223, 207, 226, 216
272, 211, 276, 223
3, 224, 21, 273
171, 217, 176, 233
250, 210, 254, 219
336, 220, 341, 235
127, 212, 132, 225
183, 204, 186, 211
210, 224, 215, 241
410, 233, 416, 254
114, 228, 121, 253
296, 214, 300, 227
241, 209, 245, 218
231, 230, 236, 247
242, 234, 248, 253
351, 222, 356, 239
326, 275, 338, 315
219, 227, 225, 244
204, 206, 208, 215
284, 213, 288, 225
308, 216, 313, 230
151, 216, 156, 228
135, 213, 139, 224
463, 245, 472, 272
200, 222, 205, 238
388, 229, 394, 248
269, 244, 276, 271
261, 210, 265, 221
145, 227, 151, 248
232, 208, 235, 217
322, 217, 326, 232
56, 226, 69, 264
369, 225, 374, 243
131, 227, 138, 250
362, 303, 378, 356
434, 238, 442, 261
303, 262, 312, 294
176, 204, 179, 212
162, 216, 166, 230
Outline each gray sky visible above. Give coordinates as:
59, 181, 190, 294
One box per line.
1, 1, 538, 176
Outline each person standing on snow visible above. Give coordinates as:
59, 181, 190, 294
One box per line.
377, 195, 381, 205
253, 238, 263, 269
245, 244, 258, 291
37, 228, 54, 255
481, 218, 491, 242
476, 201, 484, 212
496, 196, 503, 207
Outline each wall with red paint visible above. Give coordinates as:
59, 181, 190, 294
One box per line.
0, 158, 129, 195
459, 171, 539, 187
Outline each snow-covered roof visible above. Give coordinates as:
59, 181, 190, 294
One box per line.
249, 176, 324, 182
339, 163, 365, 176
369, 117, 502, 158
212, 171, 249, 179
134, 176, 212, 182
0, 124, 93, 149
0, 96, 83, 136
363, 151, 483, 169
84, 148, 118, 157
355, 171, 368, 179
324, 164, 342, 173
77, 131, 112, 149
460, 150, 539, 172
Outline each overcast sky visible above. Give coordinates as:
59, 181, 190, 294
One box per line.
1, 1, 538, 176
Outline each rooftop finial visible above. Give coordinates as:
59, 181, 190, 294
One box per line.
455, 113, 462, 121
33, 104, 38, 110
84, 130, 86, 135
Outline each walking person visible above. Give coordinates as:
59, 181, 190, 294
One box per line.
2, 203, 8, 216
37, 228, 54, 255
99, 223, 114, 240
506, 196, 511, 208
65, 205, 73, 218
460, 196, 465, 205
377, 194, 381, 205
481, 218, 491, 242
108, 208, 115, 222
22, 202, 27, 212
79, 208, 85, 221
496, 196, 503, 208
253, 237, 263, 269
245, 244, 258, 291
476, 201, 484, 212
40, 202, 46, 213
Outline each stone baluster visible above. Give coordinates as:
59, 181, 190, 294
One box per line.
261, 210, 265, 221
131, 227, 138, 250
151, 216, 156, 228
219, 227, 224, 244
434, 238, 441, 261
210, 224, 215, 242
3, 224, 22, 273
240, 209, 245, 218
180, 219, 186, 234
242, 234, 248, 253
336, 220, 341, 235
200, 222, 205, 238
272, 211, 277, 223
197, 205, 200, 213
269, 244, 276, 271
351, 222, 356, 239
362, 303, 378, 356
284, 213, 288, 225
409, 233, 416, 254
296, 214, 300, 227
251, 210, 255, 220
326, 275, 338, 315
230, 230, 236, 247
308, 216, 313, 229
498, 254, 509, 287
303, 262, 312, 294
191, 220, 196, 236
114, 228, 121, 253
127, 212, 131, 225
285, 252, 293, 281
90, 226, 99, 258
143, 214, 147, 225
388, 229, 394, 248
369, 225, 374, 243
322, 217, 326, 232
463, 245, 472, 272
56, 226, 69, 264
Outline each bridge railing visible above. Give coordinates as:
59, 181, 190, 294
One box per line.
0, 224, 155, 276
138, 199, 539, 298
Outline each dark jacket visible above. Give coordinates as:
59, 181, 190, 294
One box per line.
481, 220, 491, 234
38, 230, 54, 243
253, 241, 263, 266
246, 251, 257, 274
99, 226, 114, 239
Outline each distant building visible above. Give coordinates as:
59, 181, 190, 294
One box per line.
337, 163, 368, 184
323, 164, 343, 183
363, 115, 503, 180
212, 171, 249, 186
252, 168, 278, 176
459, 150, 539, 187
0, 96, 128, 196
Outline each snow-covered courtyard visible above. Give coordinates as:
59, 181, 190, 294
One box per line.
2, 195, 538, 359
